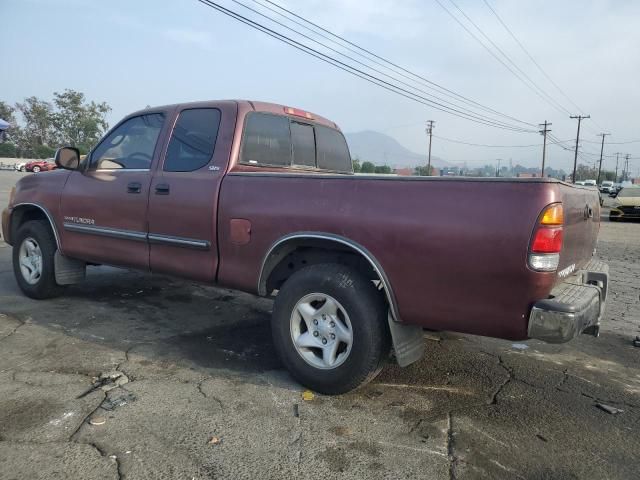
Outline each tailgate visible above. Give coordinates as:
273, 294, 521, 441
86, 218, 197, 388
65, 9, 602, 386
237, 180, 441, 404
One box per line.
556, 184, 600, 277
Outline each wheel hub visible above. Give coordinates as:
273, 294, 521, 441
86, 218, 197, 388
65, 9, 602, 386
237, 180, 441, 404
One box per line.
18, 237, 43, 285
290, 293, 354, 370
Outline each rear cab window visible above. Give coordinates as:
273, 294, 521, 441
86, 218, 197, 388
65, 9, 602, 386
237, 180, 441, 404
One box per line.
240, 111, 352, 173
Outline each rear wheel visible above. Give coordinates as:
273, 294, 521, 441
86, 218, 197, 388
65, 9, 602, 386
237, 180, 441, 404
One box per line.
12, 220, 63, 299
271, 264, 389, 394
32, 166, 41, 173
609, 214, 619, 222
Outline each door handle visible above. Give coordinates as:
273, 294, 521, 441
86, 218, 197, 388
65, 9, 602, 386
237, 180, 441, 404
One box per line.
127, 182, 142, 194
155, 183, 170, 195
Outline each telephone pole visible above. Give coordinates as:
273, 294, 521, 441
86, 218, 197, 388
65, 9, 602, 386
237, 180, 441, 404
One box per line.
539, 121, 551, 177
596, 133, 610, 184
426, 120, 435, 176
496, 158, 502, 177
614, 152, 620, 182
624, 154, 630, 181
570, 114, 590, 183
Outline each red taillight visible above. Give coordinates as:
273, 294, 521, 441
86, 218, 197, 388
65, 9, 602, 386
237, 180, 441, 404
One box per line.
531, 227, 563, 253
529, 203, 564, 272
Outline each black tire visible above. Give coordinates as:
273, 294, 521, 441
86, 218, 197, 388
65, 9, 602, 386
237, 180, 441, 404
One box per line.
32, 166, 41, 173
609, 215, 618, 222
271, 264, 390, 395
12, 220, 63, 299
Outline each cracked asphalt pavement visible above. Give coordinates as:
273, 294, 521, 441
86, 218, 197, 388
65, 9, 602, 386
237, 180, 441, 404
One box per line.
0, 171, 639, 479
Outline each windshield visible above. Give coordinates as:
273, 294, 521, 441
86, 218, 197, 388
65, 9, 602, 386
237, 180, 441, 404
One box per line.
618, 187, 640, 198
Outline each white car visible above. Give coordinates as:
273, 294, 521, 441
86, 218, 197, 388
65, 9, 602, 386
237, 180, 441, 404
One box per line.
14, 162, 26, 172
583, 179, 597, 187
600, 180, 614, 193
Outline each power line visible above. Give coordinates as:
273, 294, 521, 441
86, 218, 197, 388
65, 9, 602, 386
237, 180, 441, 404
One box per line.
433, 134, 571, 148
196, 0, 536, 132
481, 0, 587, 116
250, 0, 536, 128
581, 138, 640, 145
435, 0, 572, 117
228, 0, 534, 130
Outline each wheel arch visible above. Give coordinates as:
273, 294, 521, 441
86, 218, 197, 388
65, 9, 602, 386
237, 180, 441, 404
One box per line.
9, 203, 61, 249
258, 232, 401, 323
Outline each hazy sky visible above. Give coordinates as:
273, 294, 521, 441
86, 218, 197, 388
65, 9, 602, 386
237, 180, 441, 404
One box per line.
2, 0, 639, 174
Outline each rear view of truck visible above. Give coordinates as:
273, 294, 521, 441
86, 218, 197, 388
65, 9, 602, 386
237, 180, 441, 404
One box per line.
527, 184, 608, 343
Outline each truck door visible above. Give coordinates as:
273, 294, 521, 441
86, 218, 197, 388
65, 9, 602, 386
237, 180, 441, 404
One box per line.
147, 103, 236, 282
60, 112, 168, 269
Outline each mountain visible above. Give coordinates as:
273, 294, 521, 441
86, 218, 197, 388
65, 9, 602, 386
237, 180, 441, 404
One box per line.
345, 130, 450, 168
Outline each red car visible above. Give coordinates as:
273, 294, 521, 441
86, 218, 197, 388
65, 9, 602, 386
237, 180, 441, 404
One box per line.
25, 159, 57, 173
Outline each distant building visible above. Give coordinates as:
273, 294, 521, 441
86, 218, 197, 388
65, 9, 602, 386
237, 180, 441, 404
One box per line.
394, 167, 413, 177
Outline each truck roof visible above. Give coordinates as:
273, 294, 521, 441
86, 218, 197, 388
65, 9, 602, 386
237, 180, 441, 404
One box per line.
130, 100, 340, 130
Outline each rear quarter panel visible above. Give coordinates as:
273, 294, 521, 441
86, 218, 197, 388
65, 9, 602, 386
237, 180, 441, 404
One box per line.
218, 174, 562, 340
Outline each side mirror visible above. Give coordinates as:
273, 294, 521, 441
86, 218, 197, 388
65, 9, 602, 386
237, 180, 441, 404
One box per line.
55, 147, 80, 170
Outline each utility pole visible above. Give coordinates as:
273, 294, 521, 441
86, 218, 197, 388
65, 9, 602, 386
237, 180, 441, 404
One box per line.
570, 114, 590, 183
539, 121, 552, 178
426, 120, 435, 176
624, 154, 630, 181
596, 133, 610, 184
614, 152, 620, 182
496, 158, 502, 177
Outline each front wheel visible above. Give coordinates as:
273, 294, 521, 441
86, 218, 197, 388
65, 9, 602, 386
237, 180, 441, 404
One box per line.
12, 220, 63, 299
271, 264, 390, 394
32, 166, 41, 173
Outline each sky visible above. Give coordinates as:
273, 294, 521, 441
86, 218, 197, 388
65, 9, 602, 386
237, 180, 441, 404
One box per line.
1, 0, 639, 175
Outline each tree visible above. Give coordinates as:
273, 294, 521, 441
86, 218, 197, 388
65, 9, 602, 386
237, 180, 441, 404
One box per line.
14, 96, 57, 157
360, 161, 375, 173
374, 165, 392, 174
575, 164, 597, 182
0, 143, 17, 157
0, 101, 17, 146
414, 165, 434, 176
52, 89, 111, 154
352, 157, 361, 173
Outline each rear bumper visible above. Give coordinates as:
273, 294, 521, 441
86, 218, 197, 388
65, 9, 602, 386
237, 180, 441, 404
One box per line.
528, 259, 608, 343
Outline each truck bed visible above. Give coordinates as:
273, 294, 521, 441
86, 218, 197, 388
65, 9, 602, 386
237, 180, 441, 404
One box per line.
217, 173, 601, 340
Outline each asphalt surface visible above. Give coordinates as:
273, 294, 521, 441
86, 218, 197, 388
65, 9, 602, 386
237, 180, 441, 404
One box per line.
0, 170, 638, 479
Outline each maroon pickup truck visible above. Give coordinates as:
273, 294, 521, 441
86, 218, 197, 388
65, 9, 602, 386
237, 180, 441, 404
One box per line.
1, 100, 608, 394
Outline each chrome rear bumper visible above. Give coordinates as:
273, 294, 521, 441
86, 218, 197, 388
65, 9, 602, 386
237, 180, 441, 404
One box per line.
528, 259, 608, 343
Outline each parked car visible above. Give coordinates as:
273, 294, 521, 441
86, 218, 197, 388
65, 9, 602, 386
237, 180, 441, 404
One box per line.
609, 186, 640, 221
609, 183, 622, 197
25, 159, 57, 173
14, 162, 26, 172
600, 180, 614, 193
583, 179, 597, 187
1, 100, 609, 394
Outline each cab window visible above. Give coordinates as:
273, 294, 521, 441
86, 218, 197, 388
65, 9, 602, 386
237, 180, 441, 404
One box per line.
164, 109, 221, 172
241, 113, 291, 166
90, 113, 164, 170
316, 125, 351, 172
